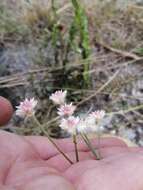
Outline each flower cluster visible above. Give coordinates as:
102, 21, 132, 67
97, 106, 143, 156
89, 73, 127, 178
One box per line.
15, 90, 106, 163
15, 91, 106, 135
49, 90, 106, 135
49, 90, 78, 134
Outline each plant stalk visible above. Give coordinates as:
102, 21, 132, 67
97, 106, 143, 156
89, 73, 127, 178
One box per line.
73, 134, 79, 162
32, 115, 73, 164
81, 133, 100, 160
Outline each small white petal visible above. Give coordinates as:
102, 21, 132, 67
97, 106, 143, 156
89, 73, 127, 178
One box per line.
49, 90, 67, 105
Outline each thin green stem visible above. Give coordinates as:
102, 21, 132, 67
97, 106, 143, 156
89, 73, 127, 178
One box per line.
73, 134, 79, 162
97, 128, 101, 159
108, 104, 143, 116
32, 115, 73, 164
81, 133, 100, 160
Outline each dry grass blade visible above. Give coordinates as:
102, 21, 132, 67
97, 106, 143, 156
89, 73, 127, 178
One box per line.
77, 70, 120, 106
108, 104, 143, 116
98, 40, 142, 60
57, 3, 71, 14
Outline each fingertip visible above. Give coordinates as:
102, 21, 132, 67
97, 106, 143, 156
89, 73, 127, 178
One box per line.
0, 96, 13, 126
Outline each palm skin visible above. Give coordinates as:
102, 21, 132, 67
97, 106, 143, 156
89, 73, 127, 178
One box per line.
0, 131, 143, 190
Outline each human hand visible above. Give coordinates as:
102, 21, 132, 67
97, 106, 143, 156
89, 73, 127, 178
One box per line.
0, 131, 143, 190
1, 98, 143, 190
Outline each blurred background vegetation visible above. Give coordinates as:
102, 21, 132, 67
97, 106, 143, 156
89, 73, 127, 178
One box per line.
0, 0, 143, 145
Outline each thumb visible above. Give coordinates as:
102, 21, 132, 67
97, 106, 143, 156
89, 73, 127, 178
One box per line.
0, 96, 13, 126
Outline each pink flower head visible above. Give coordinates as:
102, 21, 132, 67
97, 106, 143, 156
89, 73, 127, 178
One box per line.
16, 98, 37, 118
79, 110, 105, 133
89, 110, 105, 122
59, 116, 79, 134
49, 90, 67, 105
57, 103, 76, 116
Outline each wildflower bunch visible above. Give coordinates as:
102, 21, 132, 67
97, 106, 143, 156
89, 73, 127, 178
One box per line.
16, 96, 73, 164
16, 90, 106, 164
50, 90, 106, 160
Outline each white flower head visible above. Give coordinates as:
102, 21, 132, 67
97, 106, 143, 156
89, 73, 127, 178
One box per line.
77, 118, 88, 133
77, 111, 105, 134
57, 103, 76, 117
49, 90, 67, 105
89, 110, 105, 122
85, 116, 97, 132
59, 116, 80, 134
77, 116, 97, 133
16, 98, 37, 118
83, 110, 105, 133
